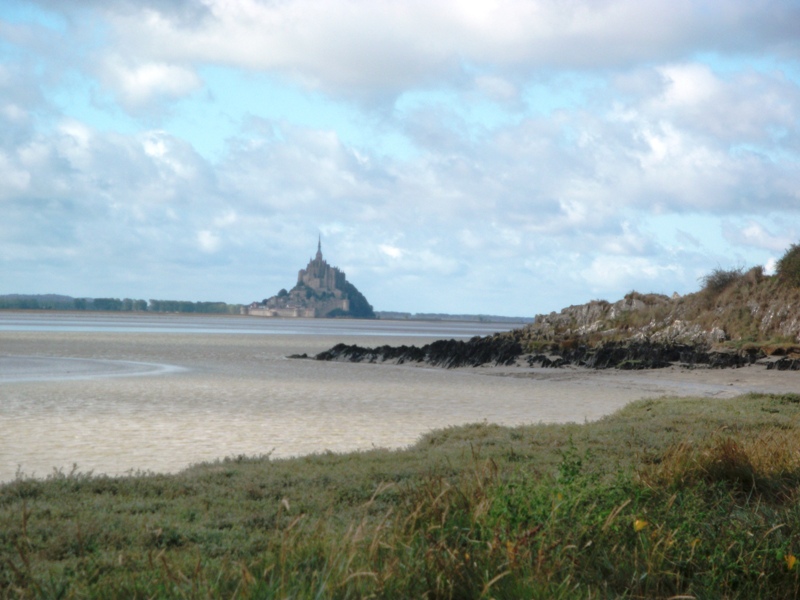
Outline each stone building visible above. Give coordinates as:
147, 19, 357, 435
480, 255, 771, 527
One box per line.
246, 238, 373, 318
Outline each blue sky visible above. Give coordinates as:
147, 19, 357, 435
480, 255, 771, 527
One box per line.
1, 0, 799, 316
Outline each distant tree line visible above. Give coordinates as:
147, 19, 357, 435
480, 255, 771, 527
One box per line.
147, 300, 241, 314
0, 295, 242, 314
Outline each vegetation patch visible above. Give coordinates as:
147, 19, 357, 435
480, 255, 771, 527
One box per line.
700, 265, 745, 297
778, 244, 800, 288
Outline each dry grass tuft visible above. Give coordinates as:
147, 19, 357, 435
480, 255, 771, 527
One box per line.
641, 427, 800, 501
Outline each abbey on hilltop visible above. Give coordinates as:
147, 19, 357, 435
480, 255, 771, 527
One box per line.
245, 238, 375, 318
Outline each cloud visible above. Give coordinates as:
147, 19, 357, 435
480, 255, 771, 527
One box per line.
646, 64, 800, 143
97, 57, 202, 112
473, 75, 519, 104
0, 62, 48, 146
722, 220, 797, 252
674, 229, 701, 248
581, 255, 683, 293
379, 244, 403, 259
197, 229, 221, 253
28, 0, 800, 105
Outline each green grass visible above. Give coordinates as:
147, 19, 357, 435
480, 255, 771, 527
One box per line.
4, 393, 800, 598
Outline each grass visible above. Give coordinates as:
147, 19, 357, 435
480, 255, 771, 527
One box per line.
4, 393, 800, 598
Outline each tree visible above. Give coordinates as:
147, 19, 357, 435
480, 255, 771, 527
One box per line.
777, 243, 800, 287
93, 298, 123, 311
340, 281, 375, 319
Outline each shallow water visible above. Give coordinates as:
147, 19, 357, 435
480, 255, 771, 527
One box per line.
0, 312, 517, 337
1, 314, 788, 483
0, 356, 184, 383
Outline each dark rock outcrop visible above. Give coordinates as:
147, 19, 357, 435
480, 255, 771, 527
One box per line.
540, 341, 759, 370
314, 336, 772, 371
315, 335, 523, 369
766, 357, 800, 371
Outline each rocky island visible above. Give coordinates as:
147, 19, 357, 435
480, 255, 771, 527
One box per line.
245, 238, 375, 318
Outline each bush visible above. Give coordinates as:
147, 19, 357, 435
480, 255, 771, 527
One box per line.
743, 265, 764, 286
776, 243, 800, 287
700, 266, 744, 296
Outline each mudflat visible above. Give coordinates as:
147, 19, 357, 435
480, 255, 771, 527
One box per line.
2, 330, 798, 482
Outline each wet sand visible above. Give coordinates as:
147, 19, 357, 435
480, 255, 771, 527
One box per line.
2, 331, 798, 482
0, 356, 184, 383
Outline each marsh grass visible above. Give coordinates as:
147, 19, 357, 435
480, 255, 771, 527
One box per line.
4, 393, 800, 598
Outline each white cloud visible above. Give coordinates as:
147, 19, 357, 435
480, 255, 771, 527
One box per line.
197, 230, 221, 253
62, 0, 800, 102
1, 103, 27, 123
0, 151, 31, 196
722, 220, 796, 252
379, 244, 403, 259
648, 63, 800, 143
473, 75, 518, 103
582, 256, 683, 293
658, 63, 719, 108
213, 210, 238, 227
765, 257, 778, 276
98, 57, 202, 111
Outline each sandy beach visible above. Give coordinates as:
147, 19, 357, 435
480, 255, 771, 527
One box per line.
2, 329, 799, 482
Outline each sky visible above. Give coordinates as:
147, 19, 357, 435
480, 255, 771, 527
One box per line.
1, 0, 799, 317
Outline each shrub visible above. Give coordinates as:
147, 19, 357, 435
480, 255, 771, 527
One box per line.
776, 243, 800, 287
743, 265, 764, 286
699, 266, 744, 296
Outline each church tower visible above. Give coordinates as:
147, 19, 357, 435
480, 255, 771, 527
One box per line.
297, 236, 339, 292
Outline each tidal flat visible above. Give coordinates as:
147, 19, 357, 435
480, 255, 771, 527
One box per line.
2, 320, 800, 483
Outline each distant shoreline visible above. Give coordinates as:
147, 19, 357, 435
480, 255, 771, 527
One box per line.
0, 307, 533, 325
375, 311, 533, 324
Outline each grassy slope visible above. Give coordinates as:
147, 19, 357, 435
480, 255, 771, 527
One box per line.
516, 269, 800, 354
3, 393, 800, 598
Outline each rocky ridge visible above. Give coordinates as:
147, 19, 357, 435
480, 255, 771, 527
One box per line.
314, 270, 800, 371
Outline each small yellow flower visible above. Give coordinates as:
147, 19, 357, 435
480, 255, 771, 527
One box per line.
786, 554, 797, 570
633, 519, 649, 532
